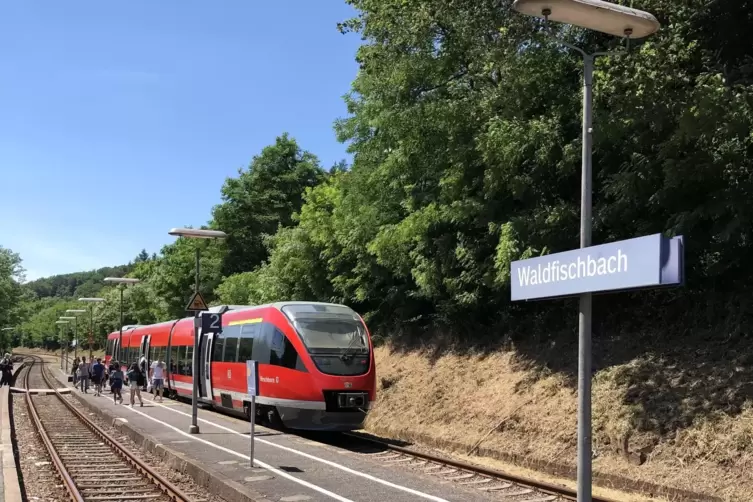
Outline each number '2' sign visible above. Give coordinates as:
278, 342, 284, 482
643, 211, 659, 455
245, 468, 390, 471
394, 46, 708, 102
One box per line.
200, 312, 223, 334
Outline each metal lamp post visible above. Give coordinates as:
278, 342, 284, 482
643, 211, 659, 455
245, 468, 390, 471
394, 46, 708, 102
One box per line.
511, 2, 660, 501
55, 320, 70, 372
64, 309, 87, 364
79, 297, 105, 360
168, 227, 227, 434
103, 278, 141, 362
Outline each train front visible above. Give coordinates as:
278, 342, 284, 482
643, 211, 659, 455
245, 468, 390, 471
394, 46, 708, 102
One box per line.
280, 303, 376, 431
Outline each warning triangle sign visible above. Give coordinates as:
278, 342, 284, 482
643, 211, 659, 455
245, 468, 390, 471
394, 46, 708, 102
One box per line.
186, 291, 209, 312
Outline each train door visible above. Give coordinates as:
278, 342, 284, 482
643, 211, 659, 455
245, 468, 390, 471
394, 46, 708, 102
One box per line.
113, 338, 120, 363
199, 331, 215, 402
140, 334, 151, 374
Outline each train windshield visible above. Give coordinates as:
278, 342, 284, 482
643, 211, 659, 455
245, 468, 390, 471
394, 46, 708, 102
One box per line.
282, 304, 369, 355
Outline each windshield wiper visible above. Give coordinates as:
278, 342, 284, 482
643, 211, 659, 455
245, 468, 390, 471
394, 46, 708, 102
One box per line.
340, 331, 365, 360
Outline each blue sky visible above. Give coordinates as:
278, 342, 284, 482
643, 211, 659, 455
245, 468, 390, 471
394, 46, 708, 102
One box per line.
0, 1, 362, 282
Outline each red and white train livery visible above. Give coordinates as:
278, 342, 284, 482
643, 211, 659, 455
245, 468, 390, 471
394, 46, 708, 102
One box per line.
105, 302, 376, 431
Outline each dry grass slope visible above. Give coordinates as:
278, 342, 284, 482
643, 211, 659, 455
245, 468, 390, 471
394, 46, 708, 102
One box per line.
366, 342, 753, 502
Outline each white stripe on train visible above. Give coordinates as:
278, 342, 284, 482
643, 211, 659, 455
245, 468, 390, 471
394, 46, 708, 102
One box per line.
168, 379, 373, 410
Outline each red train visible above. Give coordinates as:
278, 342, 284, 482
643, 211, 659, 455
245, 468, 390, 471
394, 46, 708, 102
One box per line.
105, 302, 376, 431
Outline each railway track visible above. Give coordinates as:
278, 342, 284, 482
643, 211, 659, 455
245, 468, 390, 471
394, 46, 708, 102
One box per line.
303, 430, 619, 502
19, 355, 195, 502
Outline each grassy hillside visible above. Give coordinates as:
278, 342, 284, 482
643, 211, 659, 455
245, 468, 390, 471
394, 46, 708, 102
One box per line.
366, 322, 753, 502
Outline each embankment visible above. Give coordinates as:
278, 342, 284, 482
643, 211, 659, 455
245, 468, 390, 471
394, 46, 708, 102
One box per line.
365, 333, 753, 502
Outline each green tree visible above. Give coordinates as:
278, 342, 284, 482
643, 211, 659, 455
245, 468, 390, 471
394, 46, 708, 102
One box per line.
0, 246, 25, 329
212, 133, 326, 276
147, 235, 224, 319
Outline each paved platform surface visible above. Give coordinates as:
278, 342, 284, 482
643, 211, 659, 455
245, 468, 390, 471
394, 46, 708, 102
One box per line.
47, 362, 495, 502
1, 385, 22, 502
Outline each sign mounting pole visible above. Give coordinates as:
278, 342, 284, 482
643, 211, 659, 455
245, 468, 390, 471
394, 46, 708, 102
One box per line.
246, 359, 259, 467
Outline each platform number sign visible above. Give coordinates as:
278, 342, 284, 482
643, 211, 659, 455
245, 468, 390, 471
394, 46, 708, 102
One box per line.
200, 312, 223, 334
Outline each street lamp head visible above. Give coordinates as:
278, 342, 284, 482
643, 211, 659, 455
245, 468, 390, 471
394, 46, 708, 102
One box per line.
1, 328, 13, 331
512, 0, 660, 39
79, 297, 105, 302
104, 277, 141, 285
168, 227, 227, 240
59, 316, 77, 320
65, 309, 87, 314
55, 320, 69, 324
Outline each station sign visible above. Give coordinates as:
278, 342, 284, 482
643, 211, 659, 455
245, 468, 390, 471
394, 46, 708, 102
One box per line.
510, 233, 684, 301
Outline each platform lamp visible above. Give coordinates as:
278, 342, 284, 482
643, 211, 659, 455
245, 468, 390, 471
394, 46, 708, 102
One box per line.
103, 277, 140, 363
55, 320, 70, 372
511, 2, 660, 501
168, 227, 227, 434
79, 297, 105, 360
64, 309, 87, 363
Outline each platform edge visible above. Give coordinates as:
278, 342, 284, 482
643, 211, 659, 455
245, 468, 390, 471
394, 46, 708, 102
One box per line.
47, 365, 273, 502
1, 386, 22, 502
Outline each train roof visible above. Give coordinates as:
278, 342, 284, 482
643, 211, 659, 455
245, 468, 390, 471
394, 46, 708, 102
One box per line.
106, 301, 361, 337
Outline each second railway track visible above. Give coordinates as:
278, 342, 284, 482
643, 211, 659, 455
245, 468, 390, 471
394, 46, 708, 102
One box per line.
19, 355, 195, 502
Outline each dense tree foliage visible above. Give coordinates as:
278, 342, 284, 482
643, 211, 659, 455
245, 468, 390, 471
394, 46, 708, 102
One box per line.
13, 0, 753, 348
25, 264, 134, 299
212, 133, 327, 277
0, 247, 25, 350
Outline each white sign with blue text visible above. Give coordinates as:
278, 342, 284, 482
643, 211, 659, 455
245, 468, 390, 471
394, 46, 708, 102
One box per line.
510, 233, 684, 301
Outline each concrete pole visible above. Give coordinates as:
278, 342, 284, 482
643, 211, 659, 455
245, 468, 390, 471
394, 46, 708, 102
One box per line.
189, 246, 201, 434
577, 53, 594, 502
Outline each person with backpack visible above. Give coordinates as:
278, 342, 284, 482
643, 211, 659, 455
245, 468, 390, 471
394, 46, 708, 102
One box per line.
109, 361, 124, 404
126, 362, 144, 407
90, 357, 105, 396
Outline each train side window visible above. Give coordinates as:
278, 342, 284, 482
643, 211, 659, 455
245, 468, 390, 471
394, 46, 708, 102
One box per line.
271, 330, 284, 353
269, 328, 304, 371
213, 337, 225, 362
223, 337, 239, 362
253, 323, 273, 364
184, 346, 193, 376
238, 323, 258, 362
170, 345, 180, 375
238, 338, 253, 361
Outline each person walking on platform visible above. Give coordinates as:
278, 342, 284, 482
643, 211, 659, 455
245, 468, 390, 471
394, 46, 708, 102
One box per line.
0, 354, 13, 386
77, 357, 90, 393
126, 362, 144, 407
150, 359, 165, 402
139, 354, 148, 391
71, 356, 79, 385
91, 357, 105, 396
109, 361, 124, 404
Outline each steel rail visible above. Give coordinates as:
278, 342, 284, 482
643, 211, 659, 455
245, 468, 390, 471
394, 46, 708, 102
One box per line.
343, 431, 619, 502
35, 355, 195, 502
22, 357, 85, 502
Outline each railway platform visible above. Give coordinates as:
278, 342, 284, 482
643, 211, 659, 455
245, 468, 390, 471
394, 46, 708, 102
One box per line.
0, 386, 22, 502
45, 361, 499, 502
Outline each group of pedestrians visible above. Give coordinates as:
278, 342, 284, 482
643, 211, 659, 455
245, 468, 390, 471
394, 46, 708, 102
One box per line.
69, 355, 166, 407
